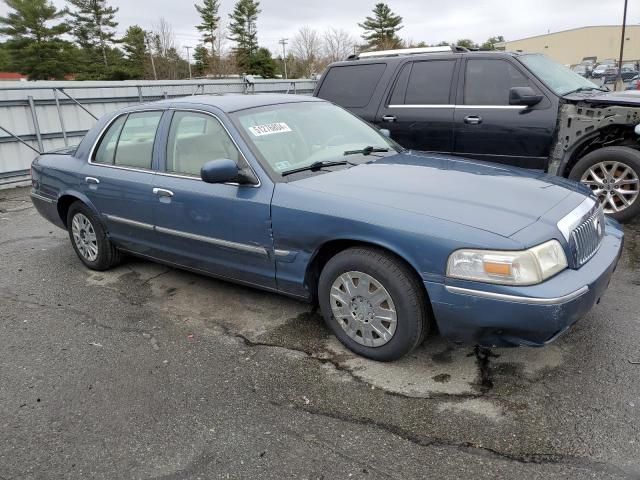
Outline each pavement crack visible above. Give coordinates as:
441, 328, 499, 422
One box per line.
270, 400, 636, 478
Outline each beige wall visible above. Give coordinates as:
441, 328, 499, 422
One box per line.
497, 25, 640, 65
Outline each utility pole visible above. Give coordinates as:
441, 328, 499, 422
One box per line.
185, 46, 193, 79
615, 0, 629, 92
146, 35, 158, 80
279, 38, 288, 79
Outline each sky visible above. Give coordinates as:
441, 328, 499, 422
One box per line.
1, 0, 638, 56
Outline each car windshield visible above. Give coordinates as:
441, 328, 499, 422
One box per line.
232, 102, 398, 176
519, 54, 602, 95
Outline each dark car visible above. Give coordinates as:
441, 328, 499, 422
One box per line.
314, 47, 640, 222
30, 95, 623, 361
604, 66, 639, 83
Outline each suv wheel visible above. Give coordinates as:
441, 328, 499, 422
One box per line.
318, 247, 429, 361
569, 146, 640, 222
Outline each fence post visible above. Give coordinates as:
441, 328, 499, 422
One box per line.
27, 96, 44, 153
137, 86, 143, 103
53, 88, 68, 146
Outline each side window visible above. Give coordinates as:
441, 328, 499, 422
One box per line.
316, 63, 387, 108
388, 63, 411, 105
113, 111, 163, 169
93, 115, 126, 164
166, 111, 241, 177
464, 59, 532, 105
404, 60, 456, 105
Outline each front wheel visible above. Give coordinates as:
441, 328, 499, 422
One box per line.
318, 247, 429, 361
569, 146, 640, 222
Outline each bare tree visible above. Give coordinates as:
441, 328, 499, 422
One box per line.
291, 26, 323, 77
323, 27, 357, 62
151, 17, 176, 57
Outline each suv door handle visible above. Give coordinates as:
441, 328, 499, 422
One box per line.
464, 115, 483, 125
382, 115, 397, 123
153, 188, 174, 198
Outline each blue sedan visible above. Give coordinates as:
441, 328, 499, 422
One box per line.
30, 95, 624, 361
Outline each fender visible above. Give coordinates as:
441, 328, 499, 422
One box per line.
56, 188, 110, 234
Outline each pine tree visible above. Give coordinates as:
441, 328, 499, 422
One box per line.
358, 3, 403, 50
195, 0, 220, 65
67, 0, 119, 66
0, 0, 72, 79
121, 25, 147, 78
193, 44, 210, 76
228, 0, 259, 71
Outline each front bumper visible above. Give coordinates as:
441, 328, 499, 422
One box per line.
425, 219, 624, 347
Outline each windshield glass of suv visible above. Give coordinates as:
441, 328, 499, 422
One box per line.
233, 102, 398, 175
519, 54, 601, 95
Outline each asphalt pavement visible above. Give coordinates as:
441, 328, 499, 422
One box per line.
1, 186, 639, 480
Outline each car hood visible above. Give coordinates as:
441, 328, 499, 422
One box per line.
289, 152, 587, 238
565, 89, 640, 107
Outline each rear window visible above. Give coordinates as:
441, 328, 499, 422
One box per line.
317, 63, 386, 108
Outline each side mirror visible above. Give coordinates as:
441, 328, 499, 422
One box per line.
509, 87, 543, 107
379, 128, 391, 138
201, 159, 240, 184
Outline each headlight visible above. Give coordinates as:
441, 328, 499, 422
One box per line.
446, 240, 568, 286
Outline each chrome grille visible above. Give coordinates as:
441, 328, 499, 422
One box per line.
569, 206, 605, 267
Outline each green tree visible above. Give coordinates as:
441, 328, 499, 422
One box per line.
480, 35, 505, 50
120, 25, 147, 79
0, 42, 13, 70
358, 3, 403, 50
192, 44, 210, 76
247, 47, 276, 77
195, 0, 219, 66
228, 0, 259, 71
456, 38, 478, 50
67, 0, 119, 66
0, 0, 72, 79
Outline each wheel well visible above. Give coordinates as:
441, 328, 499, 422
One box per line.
305, 239, 429, 302
562, 125, 640, 177
56, 195, 80, 228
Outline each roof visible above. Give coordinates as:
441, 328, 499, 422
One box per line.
496, 24, 638, 45
163, 93, 324, 113
0, 72, 27, 80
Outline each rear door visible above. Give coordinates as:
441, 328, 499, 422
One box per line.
375, 59, 458, 152
453, 58, 556, 169
82, 110, 163, 253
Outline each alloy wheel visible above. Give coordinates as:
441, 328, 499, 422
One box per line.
580, 160, 639, 214
71, 213, 99, 262
330, 271, 397, 347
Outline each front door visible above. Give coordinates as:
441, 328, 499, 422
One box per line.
82, 110, 164, 253
453, 58, 556, 169
375, 59, 458, 152
151, 110, 276, 289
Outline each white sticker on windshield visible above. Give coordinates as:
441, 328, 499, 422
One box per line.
249, 122, 292, 137
275, 161, 292, 171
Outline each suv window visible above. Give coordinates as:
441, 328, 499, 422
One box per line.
166, 111, 240, 177
464, 59, 531, 105
317, 64, 386, 108
113, 112, 162, 169
403, 60, 456, 105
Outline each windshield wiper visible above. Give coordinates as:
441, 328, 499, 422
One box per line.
344, 146, 390, 156
281, 160, 350, 177
565, 86, 609, 94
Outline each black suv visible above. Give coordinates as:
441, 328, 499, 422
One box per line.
313, 47, 640, 222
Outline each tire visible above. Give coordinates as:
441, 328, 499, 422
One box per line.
66, 202, 121, 271
318, 247, 429, 361
569, 146, 640, 223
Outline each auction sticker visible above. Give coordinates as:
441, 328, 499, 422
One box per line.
249, 122, 292, 137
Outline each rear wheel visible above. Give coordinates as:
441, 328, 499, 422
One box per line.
67, 202, 120, 271
569, 146, 640, 222
318, 247, 429, 361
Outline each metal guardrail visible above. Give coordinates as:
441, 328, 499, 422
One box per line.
0, 78, 318, 188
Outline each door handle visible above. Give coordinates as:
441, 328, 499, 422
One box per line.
382, 115, 397, 123
153, 188, 174, 198
464, 115, 483, 125
85, 177, 100, 185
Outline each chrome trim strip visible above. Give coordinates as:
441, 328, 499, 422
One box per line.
30, 192, 56, 204
388, 105, 527, 110
445, 285, 589, 305
103, 214, 154, 231
388, 104, 454, 109
155, 226, 268, 256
